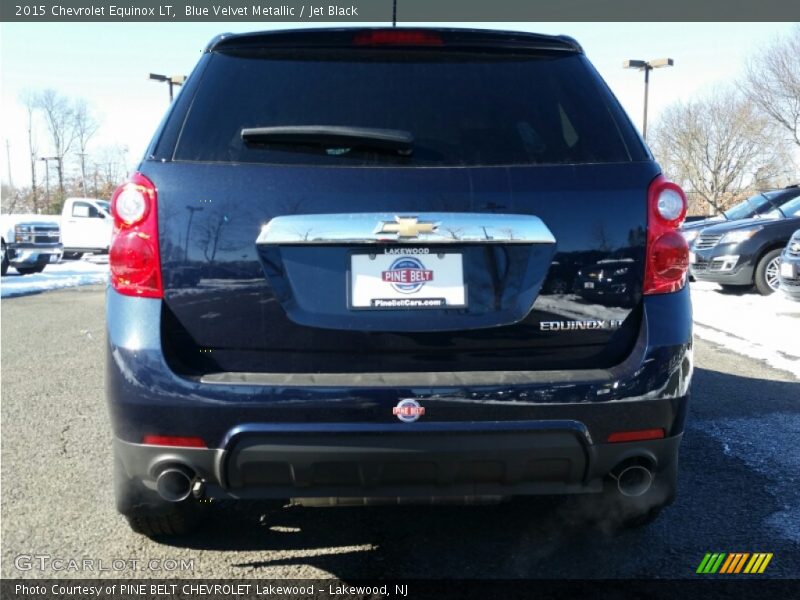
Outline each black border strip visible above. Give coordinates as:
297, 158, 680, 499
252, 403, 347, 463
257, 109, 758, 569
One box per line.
3, 579, 800, 600
2, 0, 799, 23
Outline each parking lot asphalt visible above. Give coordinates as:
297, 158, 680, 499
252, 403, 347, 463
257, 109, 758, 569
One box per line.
1, 285, 799, 579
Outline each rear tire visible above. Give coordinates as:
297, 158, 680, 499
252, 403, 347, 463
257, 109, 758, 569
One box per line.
754, 249, 782, 296
605, 458, 677, 530
114, 454, 201, 537
719, 284, 752, 293
15, 266, 45, 275
126, 507, 199, 538
549, 279, 568, 294
1, 241, 8, 276
544, 458, 676, 532
574, 458, 677, 531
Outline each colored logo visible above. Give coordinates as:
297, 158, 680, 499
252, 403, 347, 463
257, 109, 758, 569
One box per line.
392, 399, 425, 423
381, 257, 433, 294
696, 553, 773, 575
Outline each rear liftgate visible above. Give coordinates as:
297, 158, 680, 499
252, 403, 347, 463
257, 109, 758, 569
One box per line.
255, 212, 557, 332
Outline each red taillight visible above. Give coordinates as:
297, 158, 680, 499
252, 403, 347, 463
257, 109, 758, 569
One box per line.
353, 30, 444, 46
109, 172, 163, 299
644, 175, 689, 295
142, 435, 207, 448
607, 428, 665, 443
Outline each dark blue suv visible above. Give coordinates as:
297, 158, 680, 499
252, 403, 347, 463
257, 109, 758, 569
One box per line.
107, 28, 693, 537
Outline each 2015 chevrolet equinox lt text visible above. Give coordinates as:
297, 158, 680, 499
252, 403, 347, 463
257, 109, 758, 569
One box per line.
107, 28, 693, 537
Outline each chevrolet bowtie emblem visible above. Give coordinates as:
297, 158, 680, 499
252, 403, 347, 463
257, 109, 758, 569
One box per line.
376, 216, 438, 238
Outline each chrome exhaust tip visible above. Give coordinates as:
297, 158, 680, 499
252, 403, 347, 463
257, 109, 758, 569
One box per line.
612, 461, 654, 497
155, 466, 195, 502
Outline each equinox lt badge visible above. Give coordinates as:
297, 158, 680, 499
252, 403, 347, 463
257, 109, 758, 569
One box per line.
540, 320, 624, 331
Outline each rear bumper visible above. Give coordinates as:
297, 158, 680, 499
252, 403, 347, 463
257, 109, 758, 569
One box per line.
691, 267, 754, 285
780, 252, 800, 299
8, 244, 62, 267
107, 285, 692, 499
115, 426, 682, 499
690, 245, 754, 285
781, 285, 800, 300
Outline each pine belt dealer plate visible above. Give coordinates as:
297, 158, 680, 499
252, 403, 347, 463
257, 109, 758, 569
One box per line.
350, 250, 466, 310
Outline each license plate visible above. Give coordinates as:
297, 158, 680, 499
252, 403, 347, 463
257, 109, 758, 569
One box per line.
350, 251, 466, 309
49, 254, 59, 263
781, 262, 794, 278
583, 281, 595, 289
689, 251, 697, 264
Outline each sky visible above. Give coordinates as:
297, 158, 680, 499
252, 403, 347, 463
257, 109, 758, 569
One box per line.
0, 21, 796, 190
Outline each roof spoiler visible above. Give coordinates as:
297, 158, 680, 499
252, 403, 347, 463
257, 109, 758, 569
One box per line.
206, 27, 583, 55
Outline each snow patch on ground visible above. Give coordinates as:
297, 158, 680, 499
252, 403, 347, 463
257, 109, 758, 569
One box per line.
1, 259, 108, 298
690, 282, 800, 379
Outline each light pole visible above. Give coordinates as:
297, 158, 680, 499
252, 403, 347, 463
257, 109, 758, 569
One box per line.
5, 140, 12, 189
623, 58, 674, 141
39, 156, 59, 210
77, 152, 88, 196
149, 73, 186, 102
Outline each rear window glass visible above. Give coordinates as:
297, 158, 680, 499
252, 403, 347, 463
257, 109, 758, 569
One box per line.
725, 193, 772, 220
174, 50, 638, 167
778, 196, 800, 218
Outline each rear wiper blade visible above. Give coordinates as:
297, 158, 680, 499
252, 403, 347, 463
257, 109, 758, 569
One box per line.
241, 125, 413, 155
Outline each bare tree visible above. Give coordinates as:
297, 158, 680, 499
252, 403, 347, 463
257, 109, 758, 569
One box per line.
91, 144, 129, 198
36, 89, 75, 209
19, 90, 40, 212
592, 223, 610, 252
197, 207, 244, 264
650, 88, 793, 215
72, 99, 100, 196
198, 210, 228, 264
1, 183, 21, 213
744, 26, 800, 148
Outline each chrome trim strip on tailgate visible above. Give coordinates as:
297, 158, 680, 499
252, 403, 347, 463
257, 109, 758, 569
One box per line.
257, 213, 556, 245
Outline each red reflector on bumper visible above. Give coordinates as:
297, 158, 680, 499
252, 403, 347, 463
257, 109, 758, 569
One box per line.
607, 428, 665, 443
141, 435, 207, 448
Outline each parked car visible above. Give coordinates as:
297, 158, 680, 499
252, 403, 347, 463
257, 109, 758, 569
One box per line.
540, 252, 604, 295
59, 197, 113, 258
690, 194, 800, 295
681, 185, 800, 246
574, 253, 642, 308
0, 214, 63, 275
779, 229, 800, 300
107, 28, 693, 537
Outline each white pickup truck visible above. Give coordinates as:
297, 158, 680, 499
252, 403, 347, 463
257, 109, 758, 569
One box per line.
0, 214, 63, 275
58, 197, 113, 258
